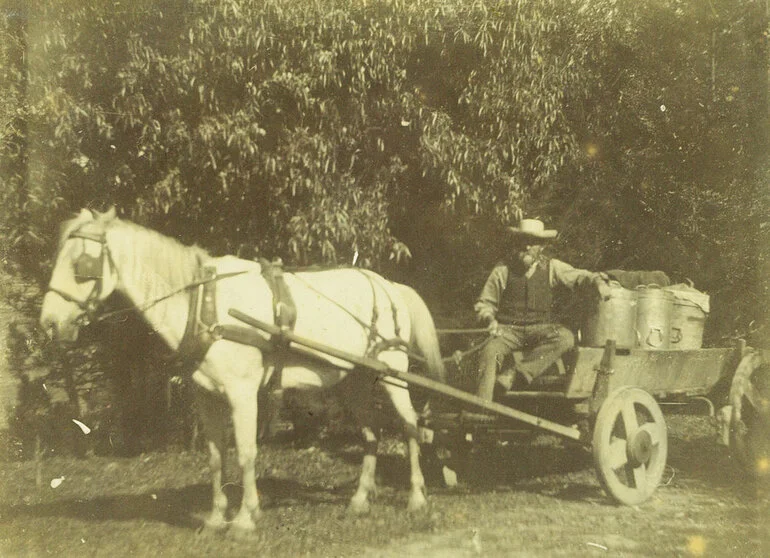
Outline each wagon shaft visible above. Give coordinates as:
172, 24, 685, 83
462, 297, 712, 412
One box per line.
228, 308, 582, 441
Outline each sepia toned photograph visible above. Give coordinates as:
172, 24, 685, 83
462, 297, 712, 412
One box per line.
1, 0, 768, 556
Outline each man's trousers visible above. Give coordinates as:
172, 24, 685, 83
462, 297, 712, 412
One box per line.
476, 323, 575, 401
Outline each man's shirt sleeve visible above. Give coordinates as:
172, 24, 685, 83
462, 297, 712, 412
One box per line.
549, 258, 602, 289
474, 264, 508, 323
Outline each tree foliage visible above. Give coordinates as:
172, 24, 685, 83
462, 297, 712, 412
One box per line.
2, 0, 611, 268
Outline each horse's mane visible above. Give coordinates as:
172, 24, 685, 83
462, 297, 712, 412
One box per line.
105, 218, 210, 295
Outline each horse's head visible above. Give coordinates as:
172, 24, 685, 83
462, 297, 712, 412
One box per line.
40, 207, 120, 342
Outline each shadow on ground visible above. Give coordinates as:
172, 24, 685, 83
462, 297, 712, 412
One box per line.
3, 415, 762, 532
0, 473, 357, 529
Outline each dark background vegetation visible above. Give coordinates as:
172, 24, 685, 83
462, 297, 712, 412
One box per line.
1, 0, 768, 457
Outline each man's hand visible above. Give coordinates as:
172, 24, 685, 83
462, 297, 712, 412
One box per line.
487, 318, 500, 336
594, 274, 612, 301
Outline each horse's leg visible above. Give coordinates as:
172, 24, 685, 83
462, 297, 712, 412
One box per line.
382, 379, 428, 512
199, 343, 263, 533
220, 349, 263, 532
194, 387, 229, 530
348, 425, 378, 515
224, 379, 261, 531
337, 374, 379, 514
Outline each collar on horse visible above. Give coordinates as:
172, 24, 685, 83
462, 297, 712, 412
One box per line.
177, 258, 298, 375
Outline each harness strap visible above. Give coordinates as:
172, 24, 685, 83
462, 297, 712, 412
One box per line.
176, 261, 300, 381
95, 268, 247, 324
46, 226, 111, 322
290, 269, 405, 360
358, 270, 404, 357
259, 258, 298, 392
259, 258, 297, 330
291, 272, 371, 331
362, 272, 380, 355
177, 266, 220, 366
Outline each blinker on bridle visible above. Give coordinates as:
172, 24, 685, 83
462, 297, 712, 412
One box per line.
47, 224, 246, 328
47, 227, 112, 322
74, 244, 104, 283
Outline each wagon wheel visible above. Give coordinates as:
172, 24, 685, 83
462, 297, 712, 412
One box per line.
729, 352, 770, 478
592, 386, 668, 506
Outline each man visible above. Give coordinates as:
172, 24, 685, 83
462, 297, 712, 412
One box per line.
475, 218, 611, 400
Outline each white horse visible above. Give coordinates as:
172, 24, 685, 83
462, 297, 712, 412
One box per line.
40, 208, 446, 532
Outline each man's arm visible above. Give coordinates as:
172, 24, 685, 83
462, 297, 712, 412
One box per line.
550, 259, 611, 298
474, 264, 508, 325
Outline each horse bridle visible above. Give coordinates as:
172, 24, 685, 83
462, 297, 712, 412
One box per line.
46, 225, 250, 328
47, 227, 114, 324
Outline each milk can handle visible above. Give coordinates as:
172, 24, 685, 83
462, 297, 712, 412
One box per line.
646, 328, 665, 347
636, 283, 663, 291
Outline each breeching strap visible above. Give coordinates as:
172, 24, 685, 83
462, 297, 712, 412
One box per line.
288, 269, 403, 356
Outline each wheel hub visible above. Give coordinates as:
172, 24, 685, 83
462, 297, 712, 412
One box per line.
627, 429, 653, 467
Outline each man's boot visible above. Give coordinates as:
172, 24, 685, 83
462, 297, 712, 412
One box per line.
495, 370, 515, 395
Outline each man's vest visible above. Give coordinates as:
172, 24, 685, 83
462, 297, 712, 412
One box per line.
497, 259, 552, 325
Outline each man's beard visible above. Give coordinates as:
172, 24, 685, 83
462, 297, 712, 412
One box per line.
511, 247, 541, 272
519, 252, 536, 268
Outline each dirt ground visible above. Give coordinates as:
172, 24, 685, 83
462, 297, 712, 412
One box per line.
0, 414, 768, 558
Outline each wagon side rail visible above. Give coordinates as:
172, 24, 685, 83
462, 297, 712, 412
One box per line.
562, 345, 742, 400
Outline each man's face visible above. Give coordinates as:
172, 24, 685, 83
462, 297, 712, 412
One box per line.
513, 239, 543, 268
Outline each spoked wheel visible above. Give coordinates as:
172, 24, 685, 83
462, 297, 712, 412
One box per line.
592, 387, 668, 505
729, 356, 770, 479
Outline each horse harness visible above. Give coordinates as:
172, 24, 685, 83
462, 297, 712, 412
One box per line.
50, 224, 406, 376
49, 224, 240, 330
287, 270, 406, 357
177, 259, 298, 385
178, 262, 406, 377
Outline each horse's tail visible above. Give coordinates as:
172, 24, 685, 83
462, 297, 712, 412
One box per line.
397, 284, 446, 384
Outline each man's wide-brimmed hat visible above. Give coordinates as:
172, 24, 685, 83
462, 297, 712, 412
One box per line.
507, 218, 558, 241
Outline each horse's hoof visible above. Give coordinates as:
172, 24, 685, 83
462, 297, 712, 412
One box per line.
201, 513, 228, 533
407, 492, 429, 514
228, 509, 260, 536
347, 498, 371, 516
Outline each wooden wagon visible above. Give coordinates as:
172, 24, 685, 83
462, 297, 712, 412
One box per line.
227, 308, 769, 506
